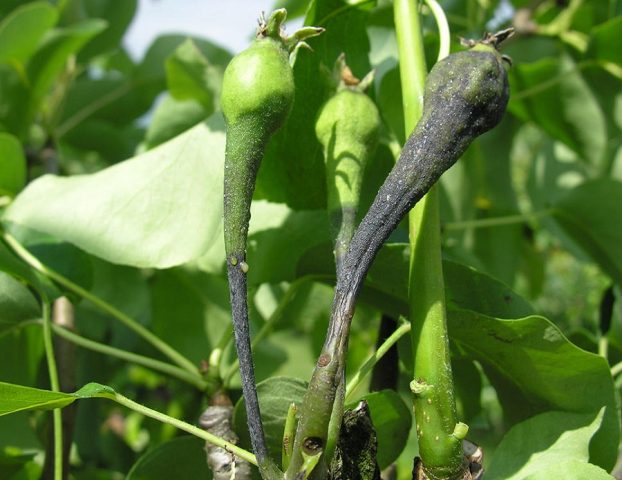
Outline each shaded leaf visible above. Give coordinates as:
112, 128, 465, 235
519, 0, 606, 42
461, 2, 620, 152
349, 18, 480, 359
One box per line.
4, 114, 226, 268
587, 16, 622, 69
255, 48, 331, 209
150, 268, 230, 364
77, 0, 138, 61
247, 205, 330, 285
132, 35, 231, 119
509, 55, 607, 169
552, 178, 622, 286
486, 409, 604, 480
0, 449, 41, 480
0, 272, 40, 334
305, 0, 374, 76
126, 436, 212, 480
19, 19, 108, 136
523, 460, 613, 480
0, 132, 26, 197
0, 2, 58, 66
0, 238, 50, 295
143, 95, 209, 150
6, 223, 94, 296
233, 376, 307, 461
353, 244, 534, 320
165, 39, 216, 110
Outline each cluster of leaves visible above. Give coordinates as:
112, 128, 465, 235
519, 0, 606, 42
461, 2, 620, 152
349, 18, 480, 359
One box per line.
0, 0, 621, 479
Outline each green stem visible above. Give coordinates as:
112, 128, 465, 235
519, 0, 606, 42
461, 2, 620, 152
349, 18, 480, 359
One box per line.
3, 232, 200, 377
50, 324, 207, 390
611, 360, 622, 378
42, 297, 63, 480
598, 336, 609, 359
443, 209, 553, 231
345, 321, 411, 401
395, 1, 464, 478
424, 0, 450, 61
107, 392, 258, 466
394, 0, 427, 126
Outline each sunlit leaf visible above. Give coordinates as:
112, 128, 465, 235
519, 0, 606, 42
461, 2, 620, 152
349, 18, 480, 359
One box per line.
4, 115, 226, 268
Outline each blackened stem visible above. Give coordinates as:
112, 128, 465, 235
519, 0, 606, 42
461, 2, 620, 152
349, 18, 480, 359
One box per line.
223, 120, 272, 470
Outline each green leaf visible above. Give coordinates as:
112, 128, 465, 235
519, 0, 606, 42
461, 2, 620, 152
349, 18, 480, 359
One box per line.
588, 16, 622, 69
126, 436, 212, 480
5, 223, 94, 296
0, 323, 43, 387
20, 19, 107, 135
233, 376, 307, 461
443, 260, 534, 318
0, 382, 75, 415
132, 35, 231, 119
449, 312, 619, 470
271, 0, 309, 19
552, 179, 622, 285
150, 269, 230, 364
0, 239, 46, 294
305, 0, 374, 77
255, 47, 332, 209
247, 205, 330, 285
0, 449, 41, 479
509, 55, 607, 169
0, 2, 58, 67
467, 117, 524, 286
4, 114, 226, 268
77, 0, 138, 61
0, 272, 40, 334
255, 0, 375, 210
60, 117, 143, 164
486, 409, 604, 480
349, 244, 534, 320
523, 460, 614, 480
74, 257, 150, 350
0, 132, 26, 197
165, 39, 216, 110
354, 390, 412, 470
143, 94, 209, 149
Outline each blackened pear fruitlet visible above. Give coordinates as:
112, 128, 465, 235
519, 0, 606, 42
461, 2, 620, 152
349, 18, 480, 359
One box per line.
290, 39, 510, 478
338, 42, 509, 300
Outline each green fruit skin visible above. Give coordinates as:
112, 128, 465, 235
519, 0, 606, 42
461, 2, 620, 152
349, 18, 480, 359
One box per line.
221, 37, 295, 134
222, 37, 295, 258
315, 89, 380, 265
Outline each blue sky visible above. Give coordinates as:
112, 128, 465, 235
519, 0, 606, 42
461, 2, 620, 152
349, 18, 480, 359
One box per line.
124, 0, 302, 59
